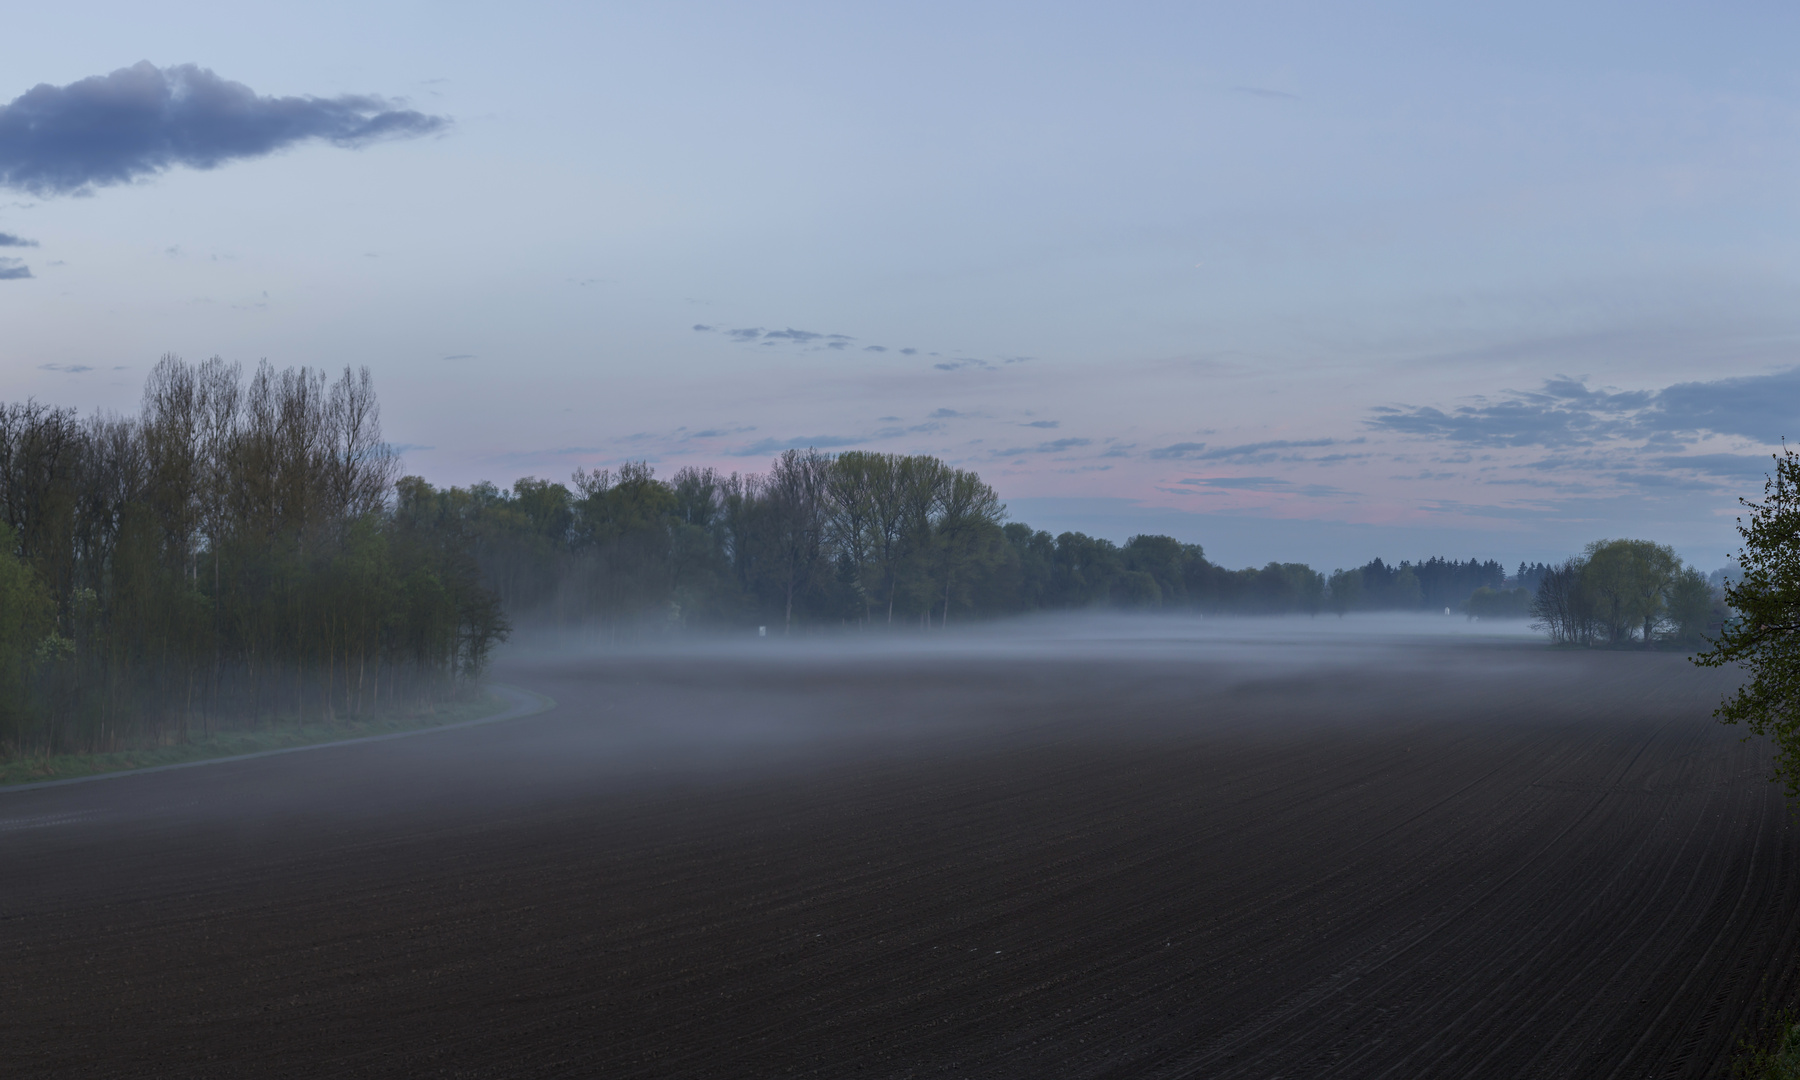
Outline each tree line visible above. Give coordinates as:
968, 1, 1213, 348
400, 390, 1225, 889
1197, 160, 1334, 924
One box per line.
441, 467, 1558, 632
446, 458, 1346, 633
1323, 556, 1513, 615
9, 358, 1707, 760
0, 356, 506, 757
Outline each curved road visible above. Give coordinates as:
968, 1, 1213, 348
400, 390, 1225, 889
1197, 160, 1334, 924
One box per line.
4, 629, 1797, 1077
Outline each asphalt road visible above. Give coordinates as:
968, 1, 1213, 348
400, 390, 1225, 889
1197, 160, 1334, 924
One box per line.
4, 621, 1795, 1078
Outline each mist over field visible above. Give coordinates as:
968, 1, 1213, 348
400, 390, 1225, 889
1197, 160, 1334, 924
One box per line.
9, 613, 1788, 1078
6, 4, 1800, 1076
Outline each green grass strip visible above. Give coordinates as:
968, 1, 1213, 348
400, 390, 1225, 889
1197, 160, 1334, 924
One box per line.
0, 685, 546, 789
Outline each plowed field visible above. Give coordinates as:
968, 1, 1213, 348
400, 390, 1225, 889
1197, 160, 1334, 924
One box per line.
4, 624, 1796, 1077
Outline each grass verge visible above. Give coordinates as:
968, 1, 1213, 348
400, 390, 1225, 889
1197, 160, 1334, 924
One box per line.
1735, 1007, 1800, 1079
0, 691, 512, 787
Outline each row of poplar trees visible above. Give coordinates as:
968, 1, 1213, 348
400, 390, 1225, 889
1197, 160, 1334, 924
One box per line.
0, 356, 506, 757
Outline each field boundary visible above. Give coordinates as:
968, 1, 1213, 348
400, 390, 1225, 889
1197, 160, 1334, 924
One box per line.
0, 683, 558, 795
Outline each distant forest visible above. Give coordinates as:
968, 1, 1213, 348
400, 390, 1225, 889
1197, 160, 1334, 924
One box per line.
0, 359, 1640, 756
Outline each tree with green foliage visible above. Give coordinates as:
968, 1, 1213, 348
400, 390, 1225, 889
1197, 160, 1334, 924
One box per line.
1583, 539, 1681, 644
0, 358, 508, 758
1326, 568, 1363, 616
1664, 566, 1716, 645
1531, 541, 1711, 647
0, 523, 52, 745
1694, 445, 1800, 797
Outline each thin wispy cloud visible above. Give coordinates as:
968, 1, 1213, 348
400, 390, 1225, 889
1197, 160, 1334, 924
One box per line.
995, 437, 1092, 456
1150, 438, 1351, 462
0, 61, 447, 196
1370, 369, 1800, 447
1649, 452, 1777, 478
1174, 476, 1347, 497
731, 435, 867, 457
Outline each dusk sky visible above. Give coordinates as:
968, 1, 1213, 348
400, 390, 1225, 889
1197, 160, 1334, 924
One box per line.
3, 2, 1797, 572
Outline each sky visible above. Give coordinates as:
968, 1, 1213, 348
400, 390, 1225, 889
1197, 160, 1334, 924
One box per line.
1, 1, 1797, 572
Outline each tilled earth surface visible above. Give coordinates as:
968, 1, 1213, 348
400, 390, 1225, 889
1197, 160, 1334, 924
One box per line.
4, 626, 1798, 1078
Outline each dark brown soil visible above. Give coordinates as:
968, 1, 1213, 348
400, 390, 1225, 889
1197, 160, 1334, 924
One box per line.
4, 631, 1797, 1078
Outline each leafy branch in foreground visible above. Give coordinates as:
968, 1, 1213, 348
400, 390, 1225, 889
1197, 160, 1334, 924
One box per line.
1693, 444, 1800, 797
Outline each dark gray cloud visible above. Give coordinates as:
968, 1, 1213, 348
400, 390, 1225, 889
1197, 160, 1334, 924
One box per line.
1022, 420, 1059, 429
38, 362, 90, 372
727, 327, 763, 341
1656, 370, 1800, 441
763, 327, 822, 342
441, 353, 474, 361
929, 408, 964, 418
0, 231, 36, 247
1370, 369, 1800, 447
0, 257, 30, 280
692, 323, 714, 332
0, 61, 447, 196
1147, 441, 1206, 459
900, 348, 917, 356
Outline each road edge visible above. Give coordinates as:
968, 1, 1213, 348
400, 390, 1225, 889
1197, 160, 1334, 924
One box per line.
0, 683, 558, 795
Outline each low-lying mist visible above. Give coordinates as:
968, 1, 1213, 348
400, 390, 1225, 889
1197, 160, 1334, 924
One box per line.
499, 609, 1544, 664
7, 611, 1729, 840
